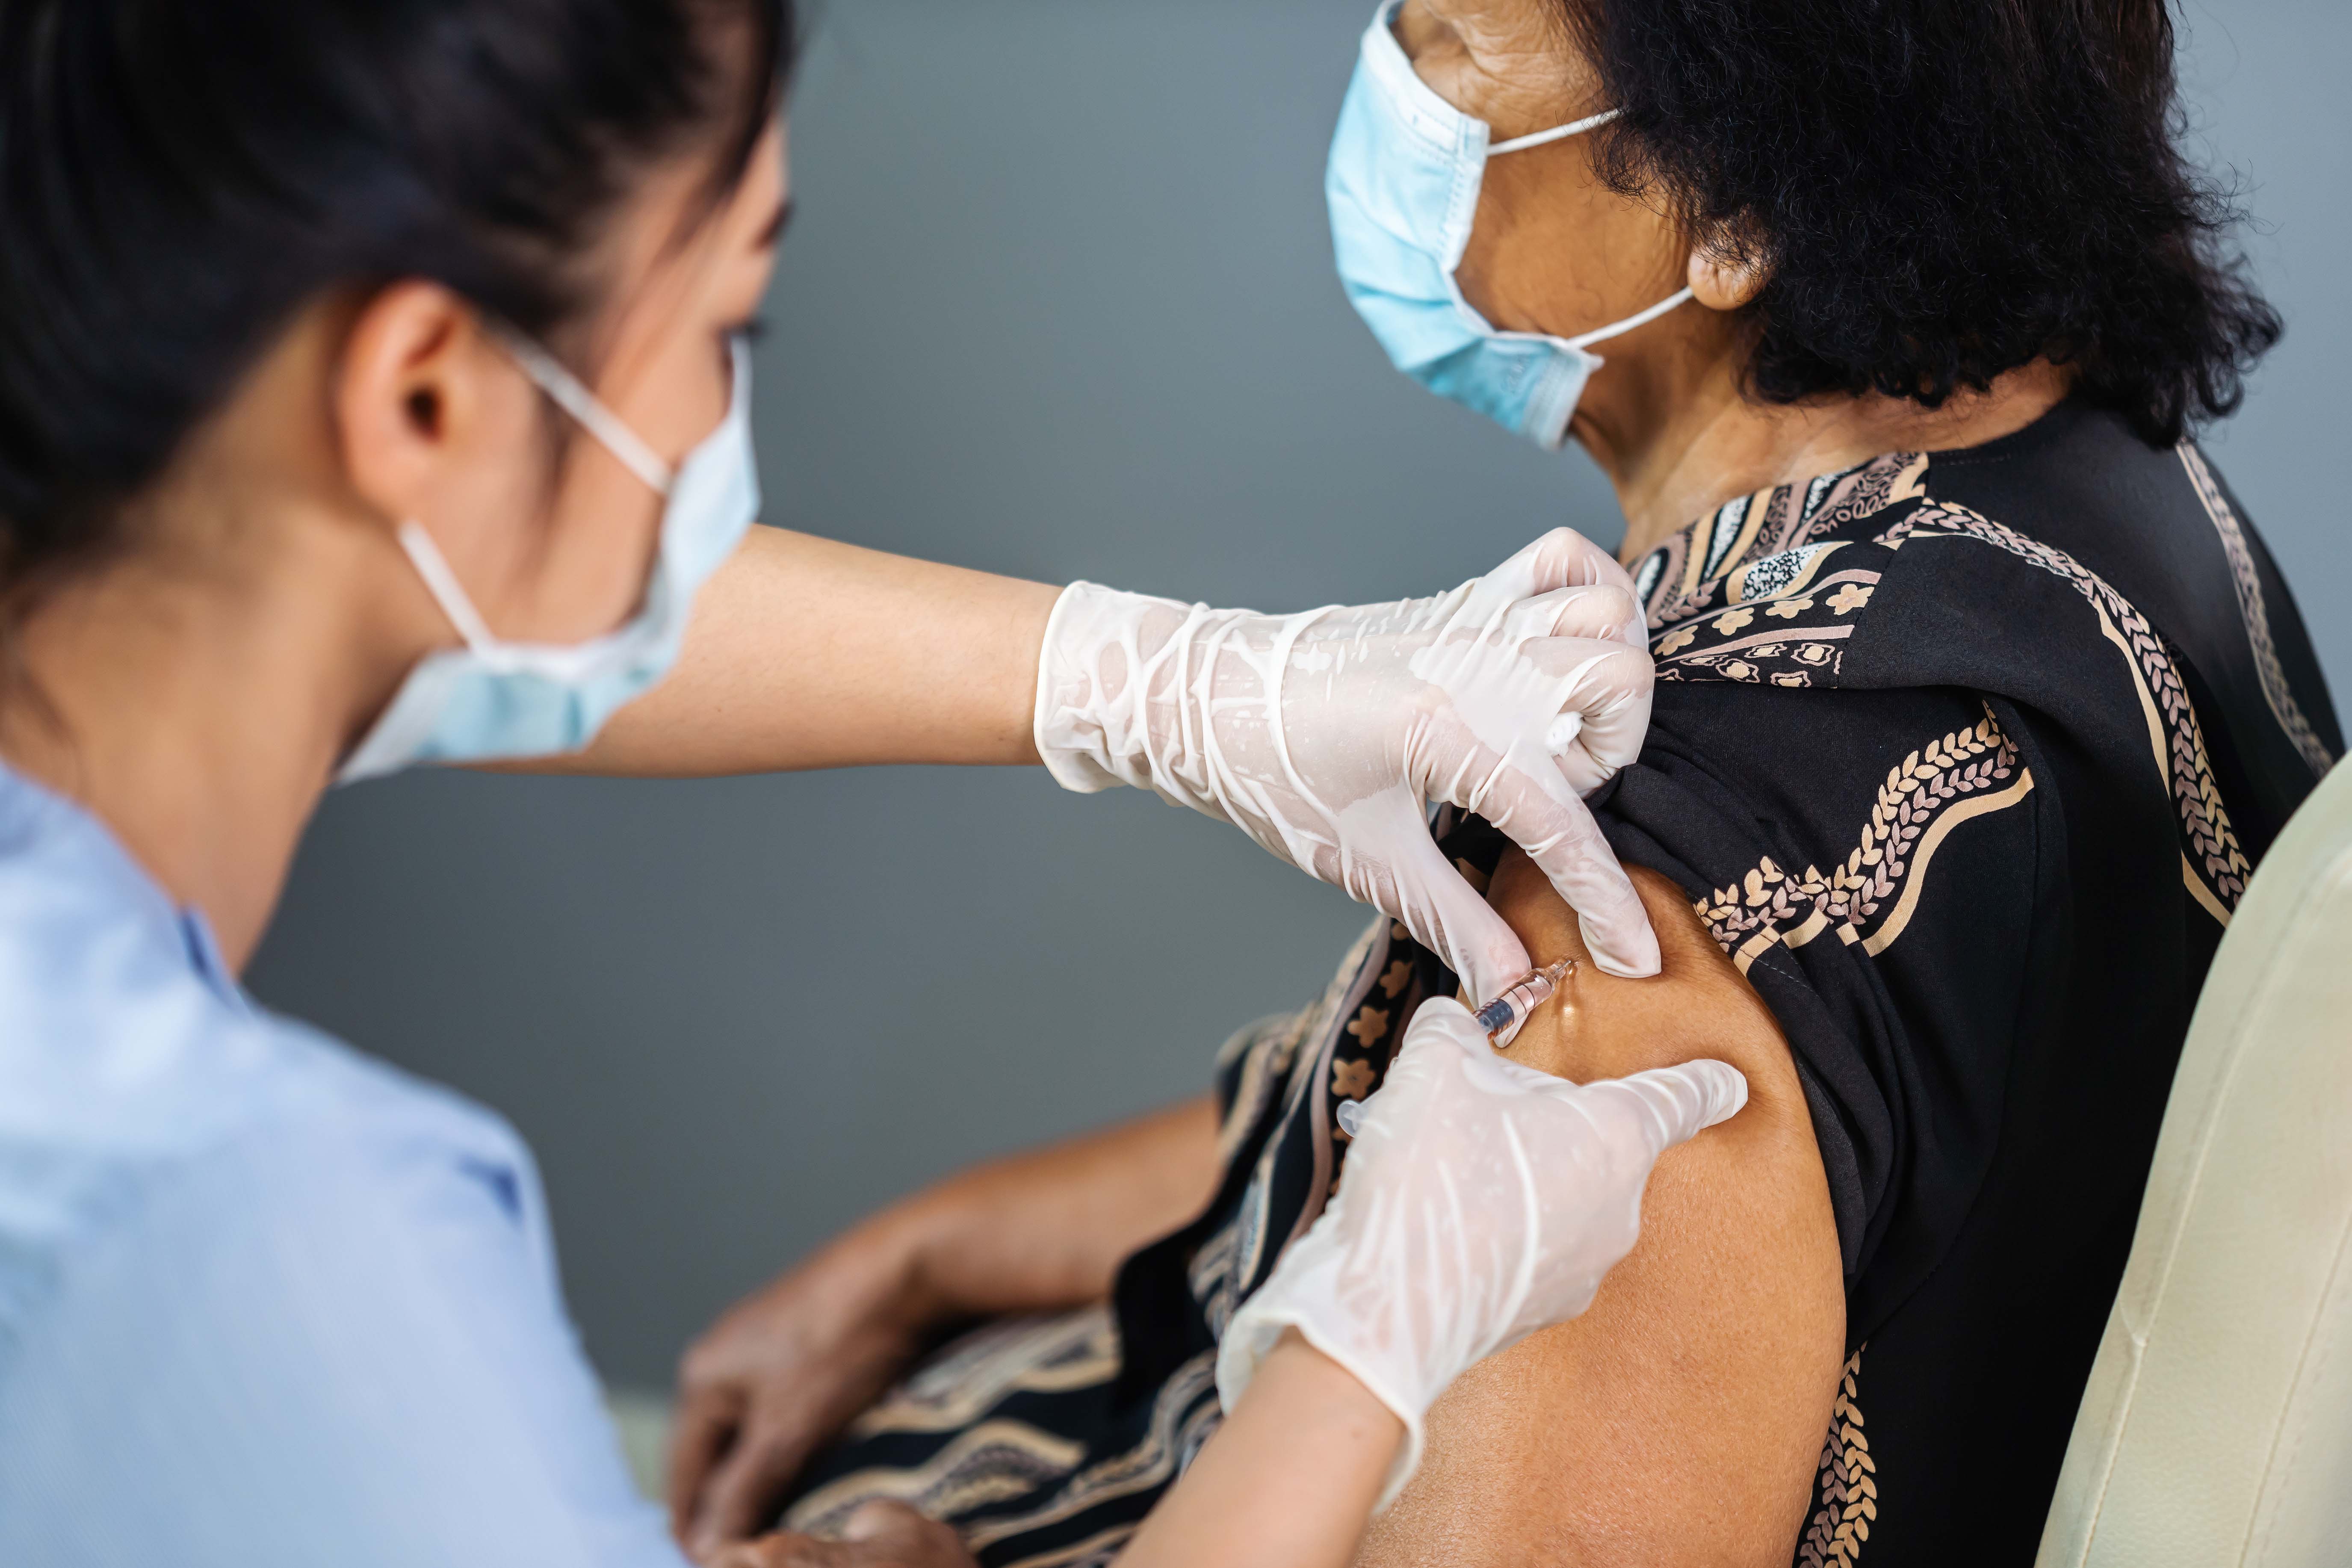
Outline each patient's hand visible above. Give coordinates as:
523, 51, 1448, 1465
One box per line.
1353, 850, 1846, 1567
712, 1502, 978, 1568
673, 1098, 1221, 1556
673, 1225, 946, 1560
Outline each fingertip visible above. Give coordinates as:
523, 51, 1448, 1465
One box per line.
1638, 1060, 1749, 1144
1578, 908, 1663, 979
1696, 1060, 1751, 1129
1588, 949, 1661, 979
842, 1500, 919, 1541
1607, 1059, 1749, 1149
1530, 525, 1615, 584
1495, 526, 1616, 597
1447, 908, 1534, 1010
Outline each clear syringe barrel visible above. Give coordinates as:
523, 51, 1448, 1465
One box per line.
1473, 959, 1575, 1047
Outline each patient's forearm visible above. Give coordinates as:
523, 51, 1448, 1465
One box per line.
888, 1095, 1221, 1320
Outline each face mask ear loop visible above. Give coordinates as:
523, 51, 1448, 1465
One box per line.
395, 519, 511, 666
1488, 106, 1621, 157
485, 328, 678, 498
1564, 286, 1697, 351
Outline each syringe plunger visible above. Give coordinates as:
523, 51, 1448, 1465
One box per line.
1473, 959, 1576, 1048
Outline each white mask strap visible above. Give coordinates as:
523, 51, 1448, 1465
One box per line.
488, 328, 678, 496
1564, 286, 1696, 350
396, 519, 510, 664
1489, 106, 1621, 157
1481, 104, 1690, 352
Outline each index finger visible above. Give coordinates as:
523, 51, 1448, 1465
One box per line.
1590, 1059, 1751, 1154
668, 1384, 744, 1541
1451, 756, 1661, 977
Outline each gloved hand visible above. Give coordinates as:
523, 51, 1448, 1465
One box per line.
1032, 529, 1660, 996
1213, 998, 1746, 1511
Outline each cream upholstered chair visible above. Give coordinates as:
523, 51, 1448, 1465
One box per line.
2038, 757, 2352, 1567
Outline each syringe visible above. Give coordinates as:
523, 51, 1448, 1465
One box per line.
1473, 959, 1576, 1048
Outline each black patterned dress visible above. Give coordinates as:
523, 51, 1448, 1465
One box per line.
780, 402, 2339, 1568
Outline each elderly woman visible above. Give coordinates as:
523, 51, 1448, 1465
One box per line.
671, 0, 2336, 1563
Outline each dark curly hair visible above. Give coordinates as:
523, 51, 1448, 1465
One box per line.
1558, 0, 2281, 446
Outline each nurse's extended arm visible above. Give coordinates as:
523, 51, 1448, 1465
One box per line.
570, 528, 1060, 775
559, 524, 1665, 997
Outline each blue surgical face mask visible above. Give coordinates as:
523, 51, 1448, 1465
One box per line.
338, 332, 759, 783
1327, 1, 1693, 449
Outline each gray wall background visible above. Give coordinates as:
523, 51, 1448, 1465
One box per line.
248, 0, 2352, 1393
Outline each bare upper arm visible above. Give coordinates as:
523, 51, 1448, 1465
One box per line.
1353, 852, 1846, 1567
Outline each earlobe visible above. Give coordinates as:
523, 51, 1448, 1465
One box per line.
1687, 242, 1768, 312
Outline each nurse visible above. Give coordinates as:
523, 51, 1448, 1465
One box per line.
0, 1, 1734, 1564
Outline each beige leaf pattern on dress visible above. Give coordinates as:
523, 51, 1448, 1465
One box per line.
1876, 499, 2250, 907
1693, 709, 2022, 962
1797, 1349, 1876, 1568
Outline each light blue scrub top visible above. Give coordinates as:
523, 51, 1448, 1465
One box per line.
0, 760, 683, 1567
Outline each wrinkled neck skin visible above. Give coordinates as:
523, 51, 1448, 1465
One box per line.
0, 315, 425, 972
1573, 313, 2074, 566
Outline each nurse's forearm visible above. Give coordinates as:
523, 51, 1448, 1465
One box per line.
556, 526, 1061, 776
1117, 1331, 1402, 1568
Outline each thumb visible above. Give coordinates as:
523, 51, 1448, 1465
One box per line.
1479, 526, 1640, 607
1383, 825, 1534, 1007
1590, 1060, 1750, 1156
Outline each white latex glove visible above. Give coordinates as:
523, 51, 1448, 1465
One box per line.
1214, 998, 1746, 1511
1033, 530, 1661, 994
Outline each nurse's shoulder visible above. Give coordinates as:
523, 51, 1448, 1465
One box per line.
0, 761, 534, 1255
0, 766, 665, 1561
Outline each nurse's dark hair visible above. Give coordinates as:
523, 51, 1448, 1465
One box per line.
1557, 0, 2279, 447
0, 0, 790, 601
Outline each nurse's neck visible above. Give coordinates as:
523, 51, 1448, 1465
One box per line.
1570, 306, 2074, 566
0, 313, 416, 970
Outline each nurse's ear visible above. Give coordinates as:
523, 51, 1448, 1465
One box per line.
332, 281, 547, 577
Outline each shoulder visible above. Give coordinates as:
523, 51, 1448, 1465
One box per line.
0, 1008, 649, 1563
1626, 432, 2264, 919
0, 765, 538, 1342
0, 1100, 663, 1565
1634, 446, 2130, 695
0, 989, 543, 1339
0, 781, 664, 1562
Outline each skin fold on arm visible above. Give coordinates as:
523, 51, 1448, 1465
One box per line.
1354, 850, 1845, 1567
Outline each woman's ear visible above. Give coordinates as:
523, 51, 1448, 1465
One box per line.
1687, 240, 1769, 312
